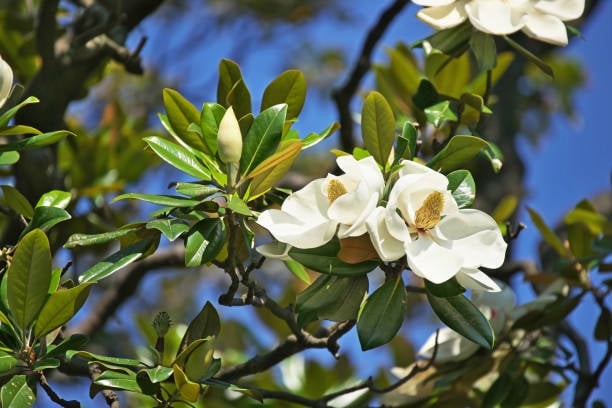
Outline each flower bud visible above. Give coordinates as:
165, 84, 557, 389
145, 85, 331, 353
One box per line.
0, 55, 13, 108
217, 106, 242, 164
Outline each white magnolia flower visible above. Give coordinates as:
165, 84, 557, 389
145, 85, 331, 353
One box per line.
412, 0, 585, 46
366, 160, 506, 287
257, 155, 384, 249
418, 280, 516, 363
0, 55, 13, 108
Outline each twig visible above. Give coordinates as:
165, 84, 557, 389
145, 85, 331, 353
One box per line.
90, 363, 120, 408
332, 0, 410, 152
39, 373, 80, 408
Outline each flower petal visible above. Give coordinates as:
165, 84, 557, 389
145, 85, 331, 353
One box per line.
257, 209, 337, 249
455, 268, 501, 292
0, 55, 13, 108
281, 179, 330, 219
405, 236, 463, 283
465, 2, 524, 35
256, 241, 291, 259
522, 12, 568, 46
435, 209, 507, 269
365, 207, 407, 262
412, 0, 456, 6
416, 3, 467, 30
337, 155, 384, 195
534, 0, 584, 21
418, 327, 479, 362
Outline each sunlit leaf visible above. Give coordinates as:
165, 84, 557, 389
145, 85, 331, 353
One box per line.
163, 88, 209, 154
289, 239, 378, 276
0, 375, 36, 408
64, 224, 144, 248
35, 190, 71, 209
173, 364, 201, 402
261, 70, 306, 120
218, 59, 252, 120
361, 91, 395, 167
179, 302, 221, 352
144, 136, 211, 180
146, 219, 189, 242
184, 218, 226, 267
527, 207, 568, 257
66, 350, 141, 367
424, 100, 458, 128
200, 102, 225, 156
447, 169, 475, 208
0, 130, 73, 152
46, 334, 89, 358
19, 207, 71, 239
111, 193, 200, 208
0, 151, 19, 165
426, 135, 489, 173
1, 185, 34, 219
34, 283, 94, 338
247, 139, 302, 200
395, 121, 417, 162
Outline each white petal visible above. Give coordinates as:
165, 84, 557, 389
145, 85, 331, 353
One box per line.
256, 241, 291, 259
435, 209, 507, 269
257, 209, 337, 249
522, 12, 568, 46
535, 0, 584, 21
465, 2, 524, 35
0, 55, 13, 108
418, 327, 479, 362
455, 268, 501, 292
472, 280, 517, 312
329, 180, 374, 225
416, 3, 467, 30
412, 0, 456, 6
337, 155, 384, 195
336, 191, 379, 238
365, 207, 407, 262
405, 236, 463, 283
281, 179, 330, 219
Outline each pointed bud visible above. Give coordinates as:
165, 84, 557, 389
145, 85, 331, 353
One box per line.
0, 55, 13, 108
152, 311, 172, 338
217, 106, 242, 164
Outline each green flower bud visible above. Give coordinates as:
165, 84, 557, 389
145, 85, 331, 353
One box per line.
217, 106, 242, 164
0, 55, 13, 108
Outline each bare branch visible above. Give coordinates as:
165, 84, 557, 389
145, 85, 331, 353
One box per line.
39, 373, 80, 408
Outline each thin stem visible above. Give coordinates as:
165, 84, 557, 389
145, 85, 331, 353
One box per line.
39, 373, 80, 408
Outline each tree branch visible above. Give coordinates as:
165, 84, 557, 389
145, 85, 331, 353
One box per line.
332, 0, 409, 152
39, 373, 80, 408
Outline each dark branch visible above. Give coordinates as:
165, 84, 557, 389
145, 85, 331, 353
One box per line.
39, 373, 80, 408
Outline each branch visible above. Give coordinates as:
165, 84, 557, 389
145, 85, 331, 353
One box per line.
332, 0, 409, 152
39, 373, 80, 408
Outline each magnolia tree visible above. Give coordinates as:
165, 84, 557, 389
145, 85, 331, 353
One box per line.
0, 0, 610, 407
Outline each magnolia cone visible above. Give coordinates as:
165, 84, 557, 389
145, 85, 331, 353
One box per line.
217, 106, 242, 164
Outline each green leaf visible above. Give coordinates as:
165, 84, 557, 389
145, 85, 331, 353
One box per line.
111, 193, 201, 208
35, 190, 71, 209
173, 364, 201, 402
396, 121, 417, 162
0, 96, 39, 128
424, 277, 465, 297
183, 338, 216, 381
426, 292, 494, 349
418, 21, 473, 56
144, 136, 211, 180
205, 378, 264, 403
66, 350, 141, 367
226, 194, 252, 216
64, 224, 144, 248
7, 229, 52, 331
239, 104, 287, 176
357, 275, 406, 350
302, 122, 340, 149
0, 375, 36, 408
46, 334, 89, 358
179, 301, 221, 352
200, 103, 225, 155
503, 35, 553, 77
283, 259, 310, 284
32, 357, 60, 371
297, 274, 368, 322
175, 182, 220, 199
0, 151, 19, 165
288, 239, 378, 276
247, 139, 302, 199
527, 207, 568, 257
426, 135, 489, 173
0, 125, 41, 137
146, 219, 189, 242
162, 88, 209, 154
217, 59, 252, 120
361, 91, 395, 167
412, 79, 439, 110
470, 31, 497, 71
184, 218, 226, 267
261, 70, 306, 121
482, 372, 513, 408
34, 283, 94, 338
94, 370, 143, 393
0, 350, 19, 374
424, 100, 458, 128
0, 130, 73, 152
140, 366, 174, 383
78, 237, 155, 283
19, 206, 71, 239
1, 185, 34, 219
447, 170, 475, 208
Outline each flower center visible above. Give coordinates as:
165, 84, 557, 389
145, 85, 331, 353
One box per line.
327, 179, 348, 204
414, 191, 444, 231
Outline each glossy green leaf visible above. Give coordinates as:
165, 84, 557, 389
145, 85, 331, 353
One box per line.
425, 100, 458, 128
0, 151, 19, 165
0, 350, 19, 374
78, 237, 155, 283
64, 224, 144, 248
205, 378, 264, 403
247, 139, 302, 199
447, 170, 475, 208
289, 239, 378, 276
467, 52, 514, 96
426, 292, 494, 349
239, 104, 287, 176
419, 21, 472, 56
527, 207, 568, 257
179, 302, 221, 352
184, 218, 226, 267
565, 206, 608, 235
162, 88, 209, 154
225, 194, 250, 216
412, 79, 439, 110
34, 283, 94, 338
426, 135, 489, 173
200, 102, 225, 155
482, 372, 513, 408
0, 130, 73, 153
94, 370, 142, 393
173, 364, 200, 402
1, 185, 34, 219
174, 182, 220, 199
0, 96, 39, 128
144, 136, 211, 180
218, 59, 252, 120
361, 91, 395, 167
396, 121, 417, 162
504, 35, 553, 77
146, 219, 189, 242
284, 259, 310, 284
32, 357, 60, 371
470, 31, 497, 71
7, 229, 51, 331
46, 334, 89, 358
140, 366, 174, 383
261, 70, 306, 120
0, 375, 36, 408
302, 122, 340, 149
35, 190, 71, 209
112, 193, 200, 208
357, 275, 406, 350
19, 206, 71, 239
184, 338, 216, 381
297, 274, 368, 322
0, 125, 41, 137
424, 277, 465, 297
66, 350, 141, 367
480, 142, 504, 173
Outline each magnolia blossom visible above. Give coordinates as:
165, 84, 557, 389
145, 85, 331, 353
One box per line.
365, 160, 506, 287
0, 55, 13, 108
412, 0, 585, 46
257, 155, 384, 249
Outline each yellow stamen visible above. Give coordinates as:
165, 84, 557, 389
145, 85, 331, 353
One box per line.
327, 179, 348, 204
414, 191, 444, 230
